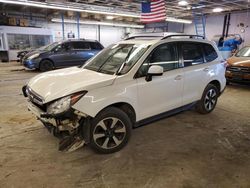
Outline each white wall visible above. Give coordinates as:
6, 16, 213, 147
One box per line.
228, 12, 250, 46
184, 12, 250, 46
99, 26, 125, 47
42, 22, 127, 47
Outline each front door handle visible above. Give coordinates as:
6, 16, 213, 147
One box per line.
174, 75, 182, 81
203, 67, 209, 72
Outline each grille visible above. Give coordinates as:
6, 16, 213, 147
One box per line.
26, 87, 46, 111
227, 66, 250, 74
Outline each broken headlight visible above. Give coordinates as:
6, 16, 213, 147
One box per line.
47, 91, 87, 115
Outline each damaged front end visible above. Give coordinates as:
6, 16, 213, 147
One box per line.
22, 85, 90, 152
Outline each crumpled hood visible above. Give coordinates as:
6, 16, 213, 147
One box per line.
27, 67, 116, 103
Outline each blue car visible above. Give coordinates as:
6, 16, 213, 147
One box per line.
23, 39, 104, 71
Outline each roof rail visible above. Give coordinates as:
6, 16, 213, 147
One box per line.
161, 35, 205, 40
125, 35, 162, 40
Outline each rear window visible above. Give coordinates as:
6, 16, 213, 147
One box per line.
203, 43, 218, 62
89, 42, 103, 50
71, 41, 90, 50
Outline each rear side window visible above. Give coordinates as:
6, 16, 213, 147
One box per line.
203, 43, 218, 62
71, 41, 90, 50
181, 43, 204, 67
89, 42, 103, 50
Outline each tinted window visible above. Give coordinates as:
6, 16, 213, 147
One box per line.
89, 42, 103, 50
71, 41, 90, 50
53, 44, 63, 52
203, 44, 218, 62
53, 42, 70, 52
149, 43, 179, 71
63, 42, 71, 50
181, 43, 204, 67
136, 43, 178, 77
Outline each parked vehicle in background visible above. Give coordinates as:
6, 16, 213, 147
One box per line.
17, 49, 31, 63
23, 34, 226, 154
22, 39, 104, 71
18, 43, 57, 63
226, 46, 250, 83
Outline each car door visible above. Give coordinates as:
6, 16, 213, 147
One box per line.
136, 42, 184, 120
49, 42, 74, 67
70, 41, 95, 66
179, 42, 208, 105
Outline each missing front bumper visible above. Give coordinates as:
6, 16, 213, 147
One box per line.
27, 101, 87, 152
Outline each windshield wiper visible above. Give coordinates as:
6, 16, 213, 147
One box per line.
85, 66, 98, 71
99, 69, 114, 75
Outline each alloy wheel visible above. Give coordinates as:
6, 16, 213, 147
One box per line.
93, 117, 126, 149
204, 88, 217, 111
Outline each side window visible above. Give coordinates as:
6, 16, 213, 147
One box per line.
53, 44, 63, 52
71, 42, 90, 50
203, 43, 218, 62
63, 42, 71, 51
149, 43, 179, 72
54, 43, 70, 52
181, 43, 204, 67
89, 42, 103, 50
136, 43, 178, 78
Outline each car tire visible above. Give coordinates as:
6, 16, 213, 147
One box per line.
89, 107, 132, 154
39, 60, 53, 72
196, 84, 219, 114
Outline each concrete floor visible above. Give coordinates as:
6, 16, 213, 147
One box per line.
0, 62, 250, 188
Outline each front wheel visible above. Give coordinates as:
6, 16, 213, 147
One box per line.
39, 60, 53, 72
196, 84, 219, 114
89, 107, 132, 154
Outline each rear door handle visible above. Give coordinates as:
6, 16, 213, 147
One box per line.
203, 67, 209, 72
174, 75, 182, 80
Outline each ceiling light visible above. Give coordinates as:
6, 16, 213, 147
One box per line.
0, 0, 140, 18
178, 1, 188, 6
106, 16, 114, 20
213, 8, 223, 13
51, 18, 144, 29
166, 17, 192, 24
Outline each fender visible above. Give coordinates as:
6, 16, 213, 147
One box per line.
72, 79, 139, 120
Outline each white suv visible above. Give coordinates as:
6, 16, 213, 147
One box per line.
23, 35, 227, 154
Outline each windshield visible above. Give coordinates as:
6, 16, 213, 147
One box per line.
236, 46, 250, 57
84, 43, 149, 75
42, 42, 60, 51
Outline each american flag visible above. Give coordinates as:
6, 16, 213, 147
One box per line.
141, 0, 166, 23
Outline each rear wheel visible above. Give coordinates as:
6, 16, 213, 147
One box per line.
89, 107, 132, 154
39, 60, 53, 72
196, 84, 219, 114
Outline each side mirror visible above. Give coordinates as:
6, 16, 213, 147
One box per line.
145, 65, 164, 82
